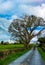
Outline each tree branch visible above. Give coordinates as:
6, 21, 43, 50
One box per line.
33, 28, 45, 38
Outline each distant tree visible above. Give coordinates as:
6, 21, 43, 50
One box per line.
8, 15, 45, 48
38, 37, 45, 47
1, 41, 4, 45
4, 42, 9, 45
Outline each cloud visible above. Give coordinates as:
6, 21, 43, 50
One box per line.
40, 30, 45, 37
11, 15, 18, 19
31, 36, 38, 43
0, 15, 18, 42
9, 15, 18, 23
0, 18, 11, 41
8, 40, 14, 43
14, 0, 45, 4
0, 18, 11, 30
0, 0, 16, 14
19, 3, 45, 19
11, 15, 18, 20
0, 0, 45, 15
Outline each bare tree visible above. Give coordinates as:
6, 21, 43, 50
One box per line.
8, 15, 45, 48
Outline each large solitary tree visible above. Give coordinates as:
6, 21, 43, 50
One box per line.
8, 15, 45, 48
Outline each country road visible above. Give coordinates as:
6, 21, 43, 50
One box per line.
8, 48, 45, 65
29, 48, 44, 65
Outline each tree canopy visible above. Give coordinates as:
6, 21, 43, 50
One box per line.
8, 15, 45, 46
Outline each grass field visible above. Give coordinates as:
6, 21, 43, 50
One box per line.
38, 47, 45, 63
0, 44, 24, 51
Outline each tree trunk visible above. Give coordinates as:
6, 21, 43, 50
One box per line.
25, 43, 30, 49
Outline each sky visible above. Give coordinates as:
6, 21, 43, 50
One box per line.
0, 0, 45, 43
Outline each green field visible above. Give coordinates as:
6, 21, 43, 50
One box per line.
38, 47, 45, 63
0, 44, 24, 51
0, 44, 33, 65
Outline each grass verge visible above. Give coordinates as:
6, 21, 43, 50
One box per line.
0, 48, 31, 65
38, 47, 45, 63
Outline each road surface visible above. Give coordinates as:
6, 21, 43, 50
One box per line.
8, 49, 33, 65
8, 48, 45, 65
